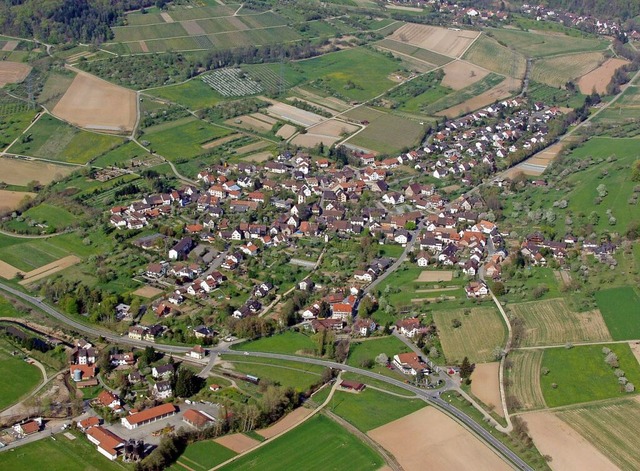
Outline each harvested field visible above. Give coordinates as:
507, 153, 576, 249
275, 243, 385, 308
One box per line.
276, 124, 297, 139
291, 133, 340, 148
52, 72, 136, 133
132, 285, 164, 298
557, 399, 640, 470
0, 260, 19, 279
225, 115, 273, 132
307, 119, 359, 136
201, 133, 242, 149
251, 112, 277, 125
0, 190, 35, 212
525, 411, 618, 471
267, 102, 326, 127
470, 362, 503, 417
579, 58, 629, 94
531, 52, 605, 88
242, 151, 272, 162
436, 76, 518, 117
416, 270, 452, 282
0, 61, 31, 87
235, 140, 270, 154
214, 433, 259, 453
18, 255, 80, 284
368, 407, 511, 471
441, 60, 489, 90
433, 307, 506, 363
160, 12, 173, 23
257, 407, 313, 439
388, 24, 479, 58
509, 298, 611, 347
507, 350, 545, 411
2, 41, 18, 52
0, 158, 76, 186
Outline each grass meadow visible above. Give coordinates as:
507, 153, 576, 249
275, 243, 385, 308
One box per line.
235, 331, 316, 355
169, 440, 237, 471
346, 112, 425, 154
487, 28, 608, 57
595, 287, 640, 340
222, 355, 324, 392
147, 78, 224, 109
0, 338, 42, 410
462, 34, 527, 78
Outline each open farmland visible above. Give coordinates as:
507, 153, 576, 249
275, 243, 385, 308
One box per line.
257, 407, 313, 439
470, 362, 503, 416
202, 68, 264, 97
578, 58, 629, 94
368, 407, 511, 471
220, 414, 384, 471
291, 119, 359, 148
530, 52, 605, 87
388, 24, 479, 58
507, 350, 545, 411
345, 112, 424, 154
486, 28, 608, 57
147, 78, 223, 109
0, 158, 76, 186
0, 190, 35, 212
0, 234, 83, 272
595, 287, 640, 340
462, 34, 527, 79
171, 440, 237, 471
525, 411, 619, 471
435, 75, 517, 117
144, 117, 231, 160
509, 298, 611, 347
266, 102, 326, 127
237, 331, 316, 355
540, 343, 640, 407
52, 72, 137, 133
374, 38, 451, 67
557, 399, 640, 470
0, 61, 31, 87
441, 60, 490, 90
433, 306, 506, 363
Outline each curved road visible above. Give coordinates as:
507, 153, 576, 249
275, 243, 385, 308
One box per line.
0, 281, 532, 470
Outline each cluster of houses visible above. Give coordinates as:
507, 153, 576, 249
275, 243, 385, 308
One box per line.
520, 3, 625, 37
520, 231, 618, 266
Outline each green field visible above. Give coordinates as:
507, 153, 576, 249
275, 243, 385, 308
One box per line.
220, 414, 383, 471
540, 343, 640, 407
0, 107, 37, 149
423, 73, 505, 115
143, 117, 232, 161
595, 287, 640, 340
330, 388, 425, 431
18, 203, 77, 230
91, 141, 148, 168
0, 431, 126, 470
223, 356, 324, 392
346, 112, 425, 154
487, 28, 608, 57
0, 338, 42, 410
171, 440, 237, 471
8, 114, 123, 164
236, 331, 316, 355
147, 78, 224, 109
347, 336, 410, 370
0, 296, 26, 317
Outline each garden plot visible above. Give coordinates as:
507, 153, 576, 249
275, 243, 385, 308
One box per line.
235, 140, 270, 154
201, 133, 242, 149
0, 61, 31, 87
388, 24, 479, 58
202, 68, 263, 97
417, 270, 453, 282
276, 124, 297, 139
225, 115, 273, 132
214, 434, 259, 453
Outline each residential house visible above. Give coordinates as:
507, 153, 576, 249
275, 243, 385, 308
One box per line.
153, 380, 173, 399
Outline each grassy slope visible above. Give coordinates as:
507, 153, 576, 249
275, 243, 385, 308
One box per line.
595, 287, 640, 340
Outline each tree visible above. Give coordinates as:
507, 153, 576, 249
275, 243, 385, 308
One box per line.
174, 367, 204, 398
375, 353, 388, 365
632, 160, 640, 182
140, 346, 159, 367
459, 356, 474, 379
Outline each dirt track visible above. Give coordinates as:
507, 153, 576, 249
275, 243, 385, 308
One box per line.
257, 406, 313, 439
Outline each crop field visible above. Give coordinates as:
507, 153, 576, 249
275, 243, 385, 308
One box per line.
578, 58, 629, 94
595, 287, 640, 340
144, 117, 231, 160
440, 60, 490, 90
558, 399, 640, 470
147, 78, 223, 109
540, 343, 640, 407
0, 430, 126, 471
0, 158, 76, 186
0, 190, 34, 213
486, 28, 608, 57
202, 68, 264, 97
433, 74, 515, 117
423, 72, 504, 114
388, 24, 479, 58
375, 38, 452, 67
220, 414, 383, 471
462, 34, 527, 79
346, 112, 424, 154
236, 331, 316, 355
530, 51, 605, 87
0, 338, 42, 410
112, 22, 188, 42
506, 350, 546, 411
433, 306, 506, 363
291, 119, 359, 148
470, 362, 503, 416
509, 298, 612, 347
8, 114, 124, 164
266, 101, 325, 127
171, 440, 237, 471
243, 64, 303, 95
38, 71, 76, 109
0, 61, 31, 87
330, 388, 426, 432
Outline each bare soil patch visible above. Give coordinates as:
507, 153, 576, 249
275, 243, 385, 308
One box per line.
0, 158, 76, 186
214, 433, 259, 453
0, 61, 31, 87
19, 255, 81, 285
53, 71, 137, 133
437, 76, 518, 117
0, 260, 20, 279
226, 115, 273, 132
0, 190, 35, 212
525, 141, 564, 168
160, 12, 174, 23
242, 151, 272, 162
290, 133, 341, 148
139, 41, 149, 53
308, 119, 359, 137
266, 102, 325, 127
525, 411, 618, 471
2, 41, 18, 52
181, 20, 206, 36
133, 285, 164, 298
368, 407, 511, 471
470, 362, 503, 417
256, 407, 313, 439
250, 112, 277, 125
389, 24, 479, 58
416, 270, 452, 282
578, 58, 629, 94
441, 60, 489, 90
201, 133, 242, 149
235, 140, 270, 155
275, 124, 297, 139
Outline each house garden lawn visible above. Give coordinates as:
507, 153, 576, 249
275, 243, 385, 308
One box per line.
0, 337, 42, 410
540, 343, 640, 408
170, 440, 237, 471
147, 79, 225, 110
329, 388, 426, 432
0, 430, 127, 470
595, 287, 640, 340
235, 331, 316, 355
219, 414, 384, 471
347, 336, 410, 370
